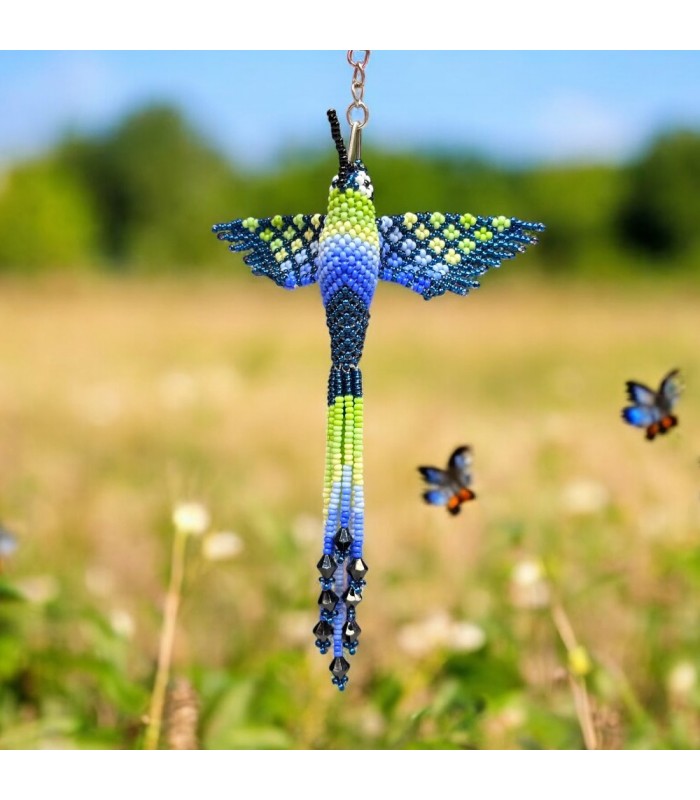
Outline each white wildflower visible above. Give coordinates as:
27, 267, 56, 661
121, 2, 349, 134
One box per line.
561, 479, 609, 515
172, 502, 210, 537
16, 575, 60, 605
397, 611, 452, 657
667, 661, 697, 699
450, 621, 487, 653
510, 559, 551, 610
203, 531, 244, 561
110, 609, 135, 639
398, 611, 487, 657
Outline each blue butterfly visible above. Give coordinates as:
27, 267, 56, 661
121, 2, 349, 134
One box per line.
621, 369, 682, 441
418, 445, 476, 515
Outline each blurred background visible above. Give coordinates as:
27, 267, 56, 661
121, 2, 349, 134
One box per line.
0, 50, 699, 750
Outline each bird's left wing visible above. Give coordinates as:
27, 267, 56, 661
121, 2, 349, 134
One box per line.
213, 213, 325, 289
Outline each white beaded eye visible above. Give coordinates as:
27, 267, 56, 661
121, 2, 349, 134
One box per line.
355, 170, 373, 199
357, 180, 373, 199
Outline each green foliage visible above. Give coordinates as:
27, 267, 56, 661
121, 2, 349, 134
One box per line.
621, 130, 700, 261
520, 164, 625, 272
0, 583, 148, 748
0, 159, 97, 272
58, 106, 240, 270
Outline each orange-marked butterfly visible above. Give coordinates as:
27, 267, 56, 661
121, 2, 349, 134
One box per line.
621, 368, 682, 441
418, 445, 476, 515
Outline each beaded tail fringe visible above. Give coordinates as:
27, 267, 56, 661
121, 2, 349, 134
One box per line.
313, 366, 369, 690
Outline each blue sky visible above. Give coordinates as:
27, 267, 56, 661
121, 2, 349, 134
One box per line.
1, 51, 699, 169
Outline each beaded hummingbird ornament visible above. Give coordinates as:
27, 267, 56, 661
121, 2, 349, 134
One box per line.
213, 52, 545, 690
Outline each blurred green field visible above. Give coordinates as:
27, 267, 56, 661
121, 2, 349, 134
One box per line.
1, 273, 699, 749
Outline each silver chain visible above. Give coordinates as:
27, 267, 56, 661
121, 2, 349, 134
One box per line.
346, 50, 370, 129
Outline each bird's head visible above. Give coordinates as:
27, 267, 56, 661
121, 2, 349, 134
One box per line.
327, 109, 374, 201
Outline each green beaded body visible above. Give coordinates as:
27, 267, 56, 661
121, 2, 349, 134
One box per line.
318, 165, 380, 369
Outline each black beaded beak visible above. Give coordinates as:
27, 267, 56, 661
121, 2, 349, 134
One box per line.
327, 109, 349, 185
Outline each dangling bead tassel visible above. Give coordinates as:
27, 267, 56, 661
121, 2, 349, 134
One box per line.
313, 366, 367, 690
314, 369, 342, 659
344, 369, 366, 661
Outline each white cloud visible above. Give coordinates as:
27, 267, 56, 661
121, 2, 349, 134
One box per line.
529, 91, 636, 163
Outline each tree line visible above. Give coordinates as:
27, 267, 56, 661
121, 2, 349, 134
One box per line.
0, 105, 699, 278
